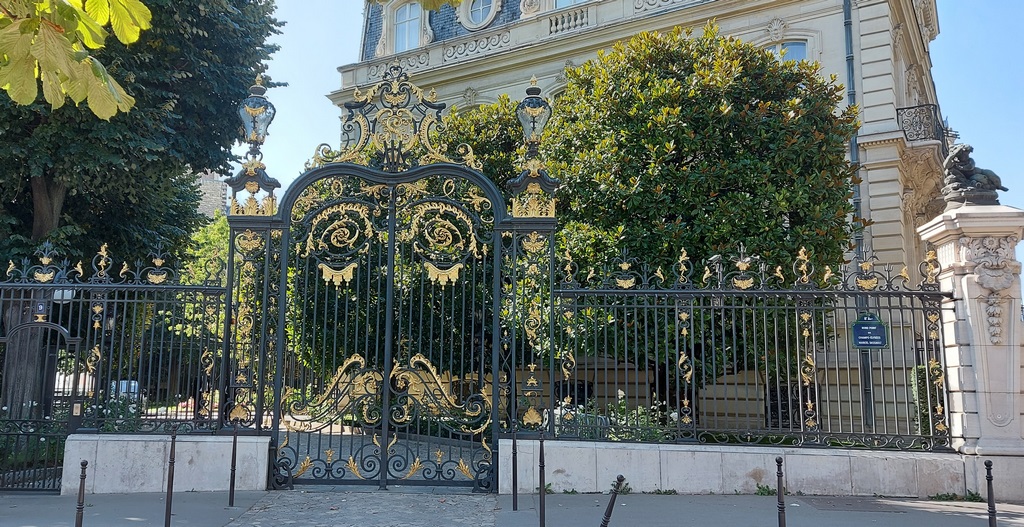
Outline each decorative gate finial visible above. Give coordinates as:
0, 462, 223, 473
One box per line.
509, 78, 559, 218
307, 63, 481, 172
227, 75, 281, 215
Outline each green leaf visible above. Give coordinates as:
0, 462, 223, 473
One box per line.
0, 55, 39, 104
108, 0, 151, 44
67, 1, 109, 48
85, 0, 110, 25
31, 22, 76, 75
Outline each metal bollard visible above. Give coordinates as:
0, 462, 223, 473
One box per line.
75, 460, 88, 527
985, 460, 997, 527
229, 419, 239, 507
165, 428, 177, 527
599, 475, 626, 527
512, 426, 519, 511
776, 457, 786, 527
538, 431, 546, 527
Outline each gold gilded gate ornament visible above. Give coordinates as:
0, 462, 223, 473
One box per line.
305, 63, 481, 172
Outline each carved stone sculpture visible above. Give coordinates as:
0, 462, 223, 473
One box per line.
941, 144, 1008, 209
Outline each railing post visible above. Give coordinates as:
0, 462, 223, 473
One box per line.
75, 460, 88, 527
512, 425, 518, 511
985, 460, 997, 527
538, 431, 546, 527
229, 418, 239, 507
776, 456, 786, 527
164, 428, 177, 527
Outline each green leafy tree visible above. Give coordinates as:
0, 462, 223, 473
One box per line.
445, 24, 861, 273
547, 24, 862, 272
0, 0, 153, 119
0, 0, 281, 263
0, 0, 280, 420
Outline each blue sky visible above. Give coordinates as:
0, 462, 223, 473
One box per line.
258, 0, 1023, 222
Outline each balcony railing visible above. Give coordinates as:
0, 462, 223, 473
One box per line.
896, 104, 948, 155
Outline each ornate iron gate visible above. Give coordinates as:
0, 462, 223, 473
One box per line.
224, 66, 553, 491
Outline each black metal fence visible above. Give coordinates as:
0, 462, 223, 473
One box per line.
0, 243, 226, 490
503, 248, 952, 451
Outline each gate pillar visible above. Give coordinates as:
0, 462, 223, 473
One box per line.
919, 203, 1024, 455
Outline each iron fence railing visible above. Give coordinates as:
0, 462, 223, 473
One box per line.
0, 243, 227, 490
503, 249, 953, 451
896, 104, 949, 155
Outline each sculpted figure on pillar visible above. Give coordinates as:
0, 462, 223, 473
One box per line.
941, 143, 1008, 209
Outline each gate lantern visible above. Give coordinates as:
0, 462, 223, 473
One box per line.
516, 77, 552, 159
238, 75, 276, 156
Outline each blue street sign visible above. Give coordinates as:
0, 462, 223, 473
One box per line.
852, 312, 888, 349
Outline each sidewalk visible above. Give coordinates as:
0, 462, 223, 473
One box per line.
4, 488, 1024, 527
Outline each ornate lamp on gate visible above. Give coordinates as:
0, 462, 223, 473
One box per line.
227, 75, 281, 216
509, 77, 559, 218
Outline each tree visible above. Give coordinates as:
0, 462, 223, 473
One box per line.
0, 0, 153, 119
446, 24, 861, 274
0, 0, 280, 420
0, 0, 281, 263
547, 24, 862, 272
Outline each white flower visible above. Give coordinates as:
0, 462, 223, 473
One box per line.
669, 411, 679, 422
129, 405, 138, 413
617, 389, 625, 400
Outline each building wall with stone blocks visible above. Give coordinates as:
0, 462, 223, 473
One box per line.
196, 170, 228, 218
338, 0, 948, 270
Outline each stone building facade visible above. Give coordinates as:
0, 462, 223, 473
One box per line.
197, 170, 228, 218
336, 0, 949, 269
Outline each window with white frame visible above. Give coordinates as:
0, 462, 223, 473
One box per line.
394, 2, 422, 53
458, 0, 501, 30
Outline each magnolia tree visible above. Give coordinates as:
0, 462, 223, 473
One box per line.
445, 24, 862, 273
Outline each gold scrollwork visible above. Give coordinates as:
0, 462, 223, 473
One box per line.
34, 271, 54, 283
855, 277, 879, 291
403, 458, 424, 479
319, 262, 358, 286
733, 277, 754, 290
236, 230, 265, 254
347, 456, 365, 479
512, 183, 556, 218
457, 459, 474, 479
300, 203, 374, 258
293, 456, 313, 478
424, 261, 463, 287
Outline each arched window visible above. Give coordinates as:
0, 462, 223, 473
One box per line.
395, 2, 422, 53
766, 41, 807, 62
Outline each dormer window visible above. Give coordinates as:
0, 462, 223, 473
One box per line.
375, 0, 434, 57
395, 2, 422, 53
458, 0, 501, 31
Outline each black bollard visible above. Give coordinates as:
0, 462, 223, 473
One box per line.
165, 428, 177, 527
229, 419, 239, 507
776, 457, 786, 527
512, 426, 519, 511
985, 460, 997, 527
599, 475, 626, 527
75, 460, 88, 527
538, 431, 546, 527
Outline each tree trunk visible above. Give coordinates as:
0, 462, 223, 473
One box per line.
1, 295, 46, 420
30, 176, 67, 242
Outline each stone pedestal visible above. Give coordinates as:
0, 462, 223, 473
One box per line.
917, 205, 1024, 456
